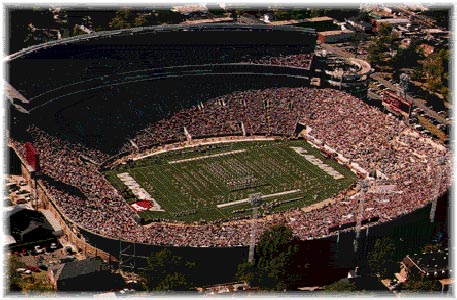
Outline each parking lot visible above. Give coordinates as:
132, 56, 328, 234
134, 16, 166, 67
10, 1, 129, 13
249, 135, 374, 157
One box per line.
6, 175, 34, 206
12, 238, 86, 275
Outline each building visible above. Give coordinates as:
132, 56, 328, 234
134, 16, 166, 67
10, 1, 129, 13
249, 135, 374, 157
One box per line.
373, 18, 410, 32
318, 30, 356, 43
197, 282, 253, 295
312, 52, 373, 100
8, 207, 60, 245
423, 28, 448, 38
48, 257, 122, 291
238, 13, 264, 24
171, 4, 208, 15
76, 24, 93, 34
401, 249, 450, 281
182, 17, 234, 25
346, 17, 372, 32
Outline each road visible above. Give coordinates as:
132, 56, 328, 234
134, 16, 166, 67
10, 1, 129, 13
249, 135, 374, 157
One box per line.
370, 73, 448, 125
396, 6, 436, 29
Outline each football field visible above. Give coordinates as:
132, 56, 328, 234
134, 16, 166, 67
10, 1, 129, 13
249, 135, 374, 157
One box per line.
105, 139, 357, 222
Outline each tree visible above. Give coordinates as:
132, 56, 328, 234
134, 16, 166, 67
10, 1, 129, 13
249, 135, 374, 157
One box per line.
390, 39, 423, 81
235, 224, 306, 290
133, 15, 149, 27
72, 24, 88, 37
8, 256, 54, 293
402, 271, 442, 292
310, 9, 328, 18
110, 9, 133, 30
155, 272, 189, 291
367, 40, 385, 66
235, 261, 255, 283
358, 11, 370, 22
423, 49, 449, 95
367, 22, 401, 69
324, 279, 358, 292
367, 237, 397, 278
411, 66, 425, 81
8, 256, 25, 292
141, 249, 194, 291
421, 243, 443, 253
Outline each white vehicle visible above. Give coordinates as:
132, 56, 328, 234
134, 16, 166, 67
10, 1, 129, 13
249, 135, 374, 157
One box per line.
23, 270, 32, 274
50, 243, 57, 250
16, 268, 26, 273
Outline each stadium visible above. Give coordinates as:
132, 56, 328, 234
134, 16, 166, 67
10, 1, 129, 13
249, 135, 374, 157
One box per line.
6, 23, 451, 259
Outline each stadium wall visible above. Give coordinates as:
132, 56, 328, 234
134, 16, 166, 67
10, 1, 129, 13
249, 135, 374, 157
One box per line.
8, 143, 115, 263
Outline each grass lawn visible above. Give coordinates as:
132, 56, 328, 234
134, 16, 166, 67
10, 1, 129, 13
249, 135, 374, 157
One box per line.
105, 139, 357, 223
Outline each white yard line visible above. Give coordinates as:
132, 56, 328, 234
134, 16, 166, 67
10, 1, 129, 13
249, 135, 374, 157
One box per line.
131, 136, 276, 161
217, 189, 301, 208
168, 149, 246, 164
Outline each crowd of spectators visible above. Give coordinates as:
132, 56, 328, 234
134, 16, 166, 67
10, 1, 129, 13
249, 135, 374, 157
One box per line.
10, 87, 451, 247
245, 54, 313, 69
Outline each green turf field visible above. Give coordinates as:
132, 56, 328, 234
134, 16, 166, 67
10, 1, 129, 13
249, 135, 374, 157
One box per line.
105, 139, 358, 223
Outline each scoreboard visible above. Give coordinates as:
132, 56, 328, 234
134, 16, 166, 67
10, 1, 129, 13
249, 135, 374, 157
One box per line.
382, 90, 411, 119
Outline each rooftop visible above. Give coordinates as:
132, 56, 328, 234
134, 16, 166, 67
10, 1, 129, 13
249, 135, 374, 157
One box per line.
182, 17, 234, 25
269, 16, 334, 26
376, 18, 410, 24
55, 257, 108, 282
319, 30, 354, 36
409, 250, 449, 272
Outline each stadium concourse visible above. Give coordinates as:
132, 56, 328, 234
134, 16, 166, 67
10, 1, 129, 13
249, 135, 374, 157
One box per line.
10, 87, 451, 247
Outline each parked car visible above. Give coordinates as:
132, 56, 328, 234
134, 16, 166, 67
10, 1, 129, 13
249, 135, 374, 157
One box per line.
16, 268, 26, 273
23, 270, 32, 275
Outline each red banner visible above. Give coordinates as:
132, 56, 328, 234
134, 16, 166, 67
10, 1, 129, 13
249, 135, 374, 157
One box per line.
25, 142, 40, 172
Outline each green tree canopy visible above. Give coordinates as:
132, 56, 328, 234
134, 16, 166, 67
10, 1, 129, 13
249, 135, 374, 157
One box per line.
72, 24, 88, 36
324, 279, 358, 292
367, 237, 397, 278
141, 248, 195, 291
423, 49, 449, 95
390, 39, 423, 80
235, 224, 307, 291
368, 23, 399, 67
110, 9, 133, 30
402, 271, 442, 292
358, 11, 370, 22
421, 243, 443, 253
